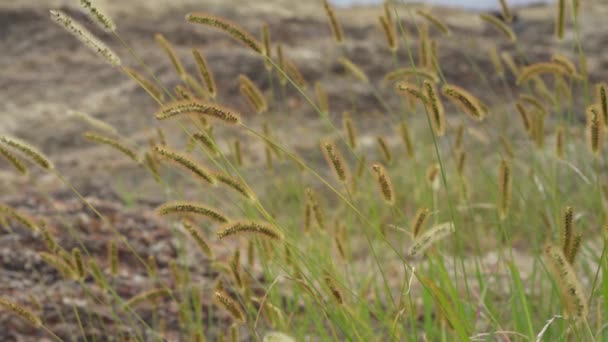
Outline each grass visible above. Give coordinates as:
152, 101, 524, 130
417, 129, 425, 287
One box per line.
1, 0, 608, 340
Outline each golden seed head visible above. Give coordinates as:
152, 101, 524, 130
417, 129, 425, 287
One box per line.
409, 222, 455, 257
371, 162, 395, 205
79, 0, 116, 32
0, 136, 53, 170
322, 0, 344, 43
50, 10, 121, 66
187, 13, 263, 54
214, 291, 246, 323
157, 201, 228, 223
153, 145, 216, 185
321, 140, 349, 182
217, 220, 284, 240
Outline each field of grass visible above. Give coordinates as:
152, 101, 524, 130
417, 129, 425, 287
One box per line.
1, 0, 608, 340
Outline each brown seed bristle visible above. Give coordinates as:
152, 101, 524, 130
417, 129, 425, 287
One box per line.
157, 201, 228, 223
0, 146, 27, 175
479, 13, 516, 42
40, 252, 75, 279
123, 288, 171, 310
409, 222, 455, 257
229, 250, 242, 288
423, 80, 446, 136
155, 33, 186, 79
153, 145, 215, 185
306, 188, 327, 230
551, 53, 578, 76
596, 83, 608, 126
214, 172, 255, 201
182, 220, 214, 259
174, 84, 194, 100
83, 132, 141, 163
343, 112, 357, 149
39, 222, 58, 253
543, 244, 587, 319
338, 57, 369, 83
79, 0, 115, 32
122, 67, 164, 103
371, 163, 395, 205
214, 291, 246, 323
322, 0, 344, 44
426, 163, 441, 191
0, 205, 39, 232
49, 10, 120, 66
519, 95, 548, 116
217, 220, 283, 240
192, 49, 217, 98
516, 62, 569, 85
411, 207, 430, 237
586, 105, 604, 155
562, 206, 574, 257
284, 59, 308, 89
395, 82, 428, 105
239, 74, 267, 113
187, 13, 262, 54
0, 297, 42, 328
441, 84, 486, 121
497, 159, 512, 220
399, 122, 415, 158
378, 15, 397, 52
324, 274, 344, 304
155, 100, 241, 124
192, 132, 219, 156
68, 109, 118, 135
321, 140, 349, 182
567, 233, 582, 264
385, 67, 439, 83
0, 136, 53, 170
416, 10, 450, 35
72, 248, 86, 280
376, 136, 392, 163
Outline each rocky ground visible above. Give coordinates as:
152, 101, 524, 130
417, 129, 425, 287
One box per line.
1, 0, 608, 340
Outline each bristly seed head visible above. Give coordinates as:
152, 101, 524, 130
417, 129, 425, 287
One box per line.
49, 10, 120, 66
217, 220, 283, 240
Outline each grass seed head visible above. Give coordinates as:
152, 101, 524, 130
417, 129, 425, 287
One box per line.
157, 201, 228, 223
187, 13, 262, 54
0, 136, 53, 170
217, 220, 283, 240
49, 10, 121, 66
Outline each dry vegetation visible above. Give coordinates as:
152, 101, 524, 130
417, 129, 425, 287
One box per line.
1, 0, 608, 340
